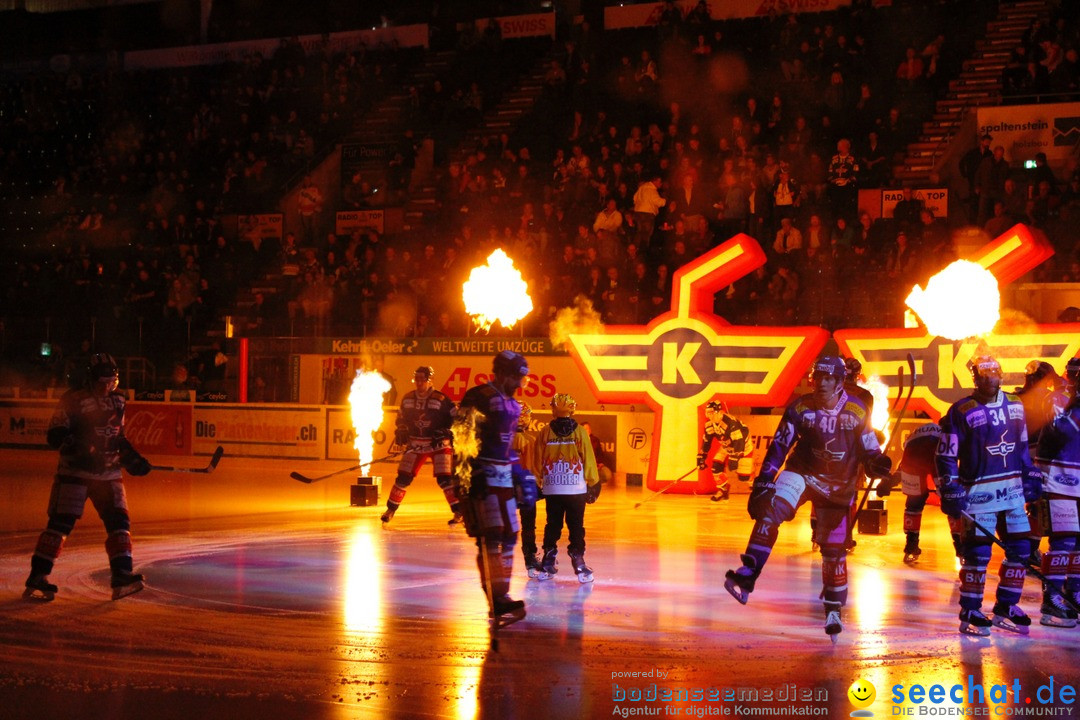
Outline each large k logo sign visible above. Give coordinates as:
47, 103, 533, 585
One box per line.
566, 235, 828, 492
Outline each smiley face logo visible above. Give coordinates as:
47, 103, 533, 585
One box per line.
848, 678, 876, 709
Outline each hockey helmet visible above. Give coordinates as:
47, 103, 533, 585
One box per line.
1065, 357, 1080, 386
413, 365, 434, 381
492, 350, 529, 379
87, 352, 119, 392
969, 355, 1002, 381
843, 356, 862, 379
551, 393, 577, 417
811, 356, 847, 382
1025, 360, 1055, 381
705, 400, 726, 414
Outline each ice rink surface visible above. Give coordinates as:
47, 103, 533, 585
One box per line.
1, 449, 1079, 719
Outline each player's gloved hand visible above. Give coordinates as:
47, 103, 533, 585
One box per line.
431, 429, 451, 447
393, 428, 409, 446
938, 481, 969, 519
865, 453, 892, 480
696, 453, 707, 470
873, 472, 900, 497
515, 473, 538, 508
125, 454, 152, 476
1022, 466, 1044, 503
747, 476, 776, 521
586, 482, 602, 504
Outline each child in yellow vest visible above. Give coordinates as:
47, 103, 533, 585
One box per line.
532, 393, 600, 582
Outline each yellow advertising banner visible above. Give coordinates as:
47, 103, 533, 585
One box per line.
192, 404, 324, 459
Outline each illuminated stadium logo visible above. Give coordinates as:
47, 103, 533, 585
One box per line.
1053, 117, 1080, 146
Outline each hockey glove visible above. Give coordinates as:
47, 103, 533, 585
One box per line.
1022, 466, 1044, 503
586, 482, 602, 504
119, 440, 151, 476
938, 481, 969, 519
865, 453, 893, 480
747, 477, 776, 521
873, 472, 900, 497
393, 428, 409, 446
515, 473, 538, 508
696, 453, 708, 470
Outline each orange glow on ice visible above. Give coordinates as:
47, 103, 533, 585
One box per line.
462, 248, 533, 332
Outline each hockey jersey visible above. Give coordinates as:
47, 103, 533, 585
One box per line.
396, 388, 454, 444
531, 417, 598, 495
49, 388, 130, 481
1035, 402, 1080, 498
759, 390, 883, 504
460, 382, 521, 487
700, 412, 751, 458
936, 391, 1036, 513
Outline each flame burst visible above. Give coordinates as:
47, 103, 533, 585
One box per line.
349, 369, 391, 469
905, 260, 1000, 340
550, 295, 604, 349
863, 375, 892, 447
462, 249, 533, 332
451, 406, 485, 494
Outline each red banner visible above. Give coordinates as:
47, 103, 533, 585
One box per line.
126, 402, 192, 456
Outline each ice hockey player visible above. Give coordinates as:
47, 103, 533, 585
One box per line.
936, 355, 1042, 636
514, 402, 544, 578
532, 393, 600, 583
697, 400, 753, 502
724, 355, 891, 642
24, 353, 152, 601
381, 366, 459, 525
455, 351, 537, 627
1033, 361, 1080, 628
874, 422, 962, 564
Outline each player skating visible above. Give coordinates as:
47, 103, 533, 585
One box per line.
381, 366, 460, 525
697, 401, 752, 502
724, 356, 891, 641
532, 393, 600, 583
936, 355, 1042, 636
24, 353, 152, 601
455, 351, 537, 627
1033, 359, 1080, 628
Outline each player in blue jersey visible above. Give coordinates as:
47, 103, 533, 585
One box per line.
24, 353, 152, 601
724, 355, 891, 641
936, 355, 1043, 636
455, 351, 537, 627
1033, 357, 1080, 627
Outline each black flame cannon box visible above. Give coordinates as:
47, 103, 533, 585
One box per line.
858, 498, 888, 535
351, 476, 380, 506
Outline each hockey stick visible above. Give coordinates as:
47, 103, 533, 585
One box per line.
853, 354, 918, 533
633, 466, 700, 509
958, 507, 1080, 616
289, 449, 409, 484
150, 446, 224, 474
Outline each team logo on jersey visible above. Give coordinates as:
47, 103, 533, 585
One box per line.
986, 431, 1016, 460
836, 225, 1080, 422
812, 438, 846, 465
566, 235, 827, 490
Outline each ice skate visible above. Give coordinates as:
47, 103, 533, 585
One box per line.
524, 551, 541, 579
902, 535, 921, 565
569, 551, 594, 584
710, 484, 730, 502
447, 511, 464, 526
959, 608, 992, 636
489, 595, 526, 628
824, 601, 843, 643
23, 574, 57, 602
380, 508, 396, 524
723, 554, 758, 605
537, 547, 558, 580
111, 572, 145, 600
1039, 594, 1077, 628
991, 603, 1030, 635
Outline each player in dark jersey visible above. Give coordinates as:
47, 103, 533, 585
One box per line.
456, 351, 537, 626
936, 355, 1042, 636
381, 366, 460, 525
697, 400, 753, 502
24, 353, 151, 601
724, 356, 891, 641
